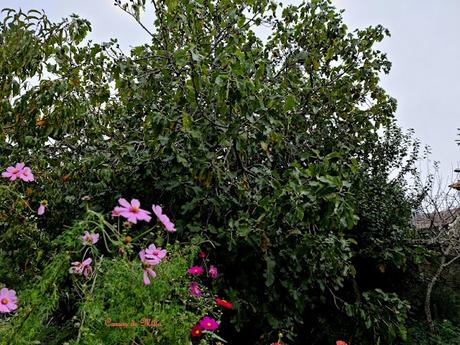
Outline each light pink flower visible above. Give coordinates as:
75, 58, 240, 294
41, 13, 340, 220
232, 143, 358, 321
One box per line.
111, 207, 123, 217
152, 205, 176, 232
208, 265, 218, 279
139, 244, 166, 285
141, 244, 167, 265
0, 288, 18, 313
199, 316, 219, 331
189, 282, 202, 297
69, 258, 93, 278
2, 163, 24, 181
19, 167, 34, 182
81, 231, 99, 245
187, 266, 204, 275
114, 198, 151, 224
143, 267, 157, 285
37, 201, 47, 216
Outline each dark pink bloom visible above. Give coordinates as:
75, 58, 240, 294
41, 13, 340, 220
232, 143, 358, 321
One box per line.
81, 231, 99, 245
336, 341, 348, 345
0, 288, 18, 313
198, 251, 206, 258
152, 205, 176, 232
114, 198, 151, 224
189, 282, 202, 297
199, 316, 219, 331
37, 201, 47, 216
187, 266, 204, 275
69, 258, 93, 278
208, 265, 218, 279
2, 163, 25, 181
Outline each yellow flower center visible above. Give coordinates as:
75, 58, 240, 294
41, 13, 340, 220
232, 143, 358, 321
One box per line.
130, 207, 139, 213
1, 298, 8, 305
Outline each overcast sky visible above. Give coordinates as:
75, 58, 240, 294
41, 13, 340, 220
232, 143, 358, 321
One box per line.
2, 0, 459, 182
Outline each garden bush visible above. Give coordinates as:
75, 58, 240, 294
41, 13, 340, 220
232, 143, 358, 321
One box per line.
0, 0, 449, 344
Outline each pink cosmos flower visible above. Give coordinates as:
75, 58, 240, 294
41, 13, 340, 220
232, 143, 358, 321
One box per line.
0, 288, 18, 313
81, 231, 99, 245
69, 258, 93, 278
189, 282, 202, 297
114, 198, 151, 224
2, 163, 25, 181
37, 201, 47, 216
111, 207, 123, 217
152, 205, 176, 232
139, 244, 166, 285
187, 266, 204, 275
141, 244, 167, 265
142, 267, 157, 285
199, 316, 219, 331
19, 167, 34, 182
208, 265, 218, 279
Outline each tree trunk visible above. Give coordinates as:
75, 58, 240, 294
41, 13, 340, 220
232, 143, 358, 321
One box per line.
425, 256, 446, 332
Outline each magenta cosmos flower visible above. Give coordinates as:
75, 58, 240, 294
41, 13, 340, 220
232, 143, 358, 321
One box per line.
0, 288, 18, 313
113, 198, 151, 224
187, 266, 204, 275
199, 316, 219, 331
208, 265, 218, 279
152, 205, 176, 232
69, 258, 93, 278
81, 231, 99, 246
189, 282, 202, 297
2, 162, 34, 182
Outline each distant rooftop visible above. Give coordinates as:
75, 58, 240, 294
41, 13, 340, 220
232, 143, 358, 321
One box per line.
412, 208, 460, 230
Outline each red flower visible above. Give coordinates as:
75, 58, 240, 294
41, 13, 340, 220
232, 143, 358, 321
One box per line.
191, 325, 202, 337
198, 251, 206, 258
215, 297, 233, 309
336, 341, 348, 345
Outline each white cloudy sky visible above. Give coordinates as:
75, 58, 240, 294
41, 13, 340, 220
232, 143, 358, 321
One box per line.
2, 0, 459, 182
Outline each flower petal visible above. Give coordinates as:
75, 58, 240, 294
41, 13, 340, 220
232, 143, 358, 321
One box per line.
143, 270, 151, 285
118, 198, 131, 208
131, 199, 141, 209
